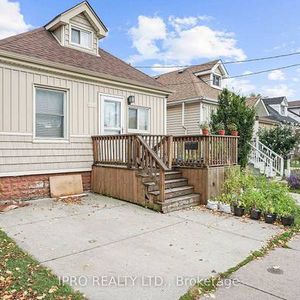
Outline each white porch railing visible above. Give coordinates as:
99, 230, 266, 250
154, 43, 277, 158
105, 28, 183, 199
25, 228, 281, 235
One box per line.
249, 140, 284, 177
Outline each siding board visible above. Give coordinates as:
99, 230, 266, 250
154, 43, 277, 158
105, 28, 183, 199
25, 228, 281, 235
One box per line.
0, 62, 165, 176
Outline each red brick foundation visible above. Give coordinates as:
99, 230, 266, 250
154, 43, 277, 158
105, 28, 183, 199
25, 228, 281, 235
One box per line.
0, 171, 91, 201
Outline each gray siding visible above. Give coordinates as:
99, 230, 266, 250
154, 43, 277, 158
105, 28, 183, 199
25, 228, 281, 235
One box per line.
167, 105, 185, 135
184, 102, 200, 134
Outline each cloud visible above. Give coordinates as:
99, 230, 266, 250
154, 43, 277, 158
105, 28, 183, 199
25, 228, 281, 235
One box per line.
0, 0, 31, 39
268, 70, 285, 81
128, 15, 246, 65
262, 84, 295, 97
129, 16, 166, 61
225, 78, 256, 95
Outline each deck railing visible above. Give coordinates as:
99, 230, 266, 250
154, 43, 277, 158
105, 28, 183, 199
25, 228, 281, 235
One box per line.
172, 135, 239, 167
92, 134, 239, 169
92, 134, 171, 202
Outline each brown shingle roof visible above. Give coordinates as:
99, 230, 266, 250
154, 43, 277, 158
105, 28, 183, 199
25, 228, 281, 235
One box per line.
288, 100, 300, 107
155, 60, 222, 102
245, 96, 260, 108
0, 28, 167, 92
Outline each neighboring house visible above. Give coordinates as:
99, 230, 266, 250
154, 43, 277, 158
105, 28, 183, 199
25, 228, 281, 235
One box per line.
0, 1, 170, 200
246, 95, 299, 135
155, 60, 228, 135
288, 100, 300, 123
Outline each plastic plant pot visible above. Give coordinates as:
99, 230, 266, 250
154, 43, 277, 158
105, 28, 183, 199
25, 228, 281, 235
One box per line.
218, 130, 225, 136
281, 216, 294, 226
218, 202, 232, 214
264, 213, 277, 224
250, 209, 262, 220
206, 200, 218, 211
231, 131, 238, 136
233, 205, 245, 217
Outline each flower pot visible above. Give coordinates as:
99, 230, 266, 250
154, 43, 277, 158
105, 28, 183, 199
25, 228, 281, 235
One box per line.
218, 130, 225, 136
233, 205, 245, 217
206, 200, 218, 211
250, 209, 261, 220
281, 216, 294, 226
231, 131, 238, 136
218, 202, 232, 214
202, 129, 209, 136
264, 213, 277, 224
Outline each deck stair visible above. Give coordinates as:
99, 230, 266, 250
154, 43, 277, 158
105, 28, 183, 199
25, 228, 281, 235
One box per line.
248, 139, 284, 178
139, 170, 200, 213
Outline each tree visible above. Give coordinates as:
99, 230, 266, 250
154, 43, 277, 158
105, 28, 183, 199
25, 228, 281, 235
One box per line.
258, 126, 299, 158
211, 89, 256, 168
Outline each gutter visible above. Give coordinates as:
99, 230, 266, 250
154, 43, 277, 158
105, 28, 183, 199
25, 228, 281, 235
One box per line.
167, 96, 219, 106
0, 49, 172, 97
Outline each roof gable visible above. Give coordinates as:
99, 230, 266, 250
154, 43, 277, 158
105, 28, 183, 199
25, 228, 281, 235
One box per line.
45, 1, 107, 38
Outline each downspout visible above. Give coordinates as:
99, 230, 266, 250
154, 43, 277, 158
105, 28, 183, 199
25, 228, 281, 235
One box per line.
182, 102, 187, 135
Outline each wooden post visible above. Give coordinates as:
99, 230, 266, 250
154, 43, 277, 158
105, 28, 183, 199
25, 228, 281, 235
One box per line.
159, 169, 165, 203
167, 135, 173, 169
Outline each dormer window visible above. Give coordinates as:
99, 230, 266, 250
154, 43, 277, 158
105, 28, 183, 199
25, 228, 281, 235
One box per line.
71, 26, 92, 49
212, 74, 221, 87
281, 105, 287, 116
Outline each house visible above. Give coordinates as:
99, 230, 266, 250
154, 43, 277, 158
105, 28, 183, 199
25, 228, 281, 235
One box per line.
288, 100, 300, 123
246, 95, 299, 135
155, 60, 228, 135
0, 1, 171, 201
0, 1, 239, 212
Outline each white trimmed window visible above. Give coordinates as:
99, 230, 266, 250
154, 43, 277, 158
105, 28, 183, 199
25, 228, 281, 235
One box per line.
212, 74, 221, 87
128, 107, 150, 132
35, 87, 67, 139
71, 26, 92, 49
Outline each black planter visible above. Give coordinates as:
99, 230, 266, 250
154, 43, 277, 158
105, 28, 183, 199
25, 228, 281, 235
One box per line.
264, 213, 277, 224
233, 205, 245, 217
250, 209, 261, 220
281, 216, 294, 226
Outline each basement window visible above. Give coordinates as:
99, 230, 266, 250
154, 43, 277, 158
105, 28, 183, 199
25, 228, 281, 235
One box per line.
71, 26, 92, 49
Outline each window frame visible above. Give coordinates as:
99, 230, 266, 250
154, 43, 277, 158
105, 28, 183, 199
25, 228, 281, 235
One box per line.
128, 106, 151, 133
70, 25, 93, 50
33, 85, 69, 142
212, 73, 222, 88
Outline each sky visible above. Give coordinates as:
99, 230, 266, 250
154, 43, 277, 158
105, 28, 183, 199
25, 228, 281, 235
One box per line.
1, 0, 300, 99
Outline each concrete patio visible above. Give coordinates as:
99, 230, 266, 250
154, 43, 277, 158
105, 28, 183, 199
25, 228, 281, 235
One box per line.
0, 194, 282, 300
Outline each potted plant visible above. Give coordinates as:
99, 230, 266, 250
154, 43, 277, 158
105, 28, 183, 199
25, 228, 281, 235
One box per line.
218, 193, 232, 214
233, 198, 245, 217
276, 195, 296, 226
243, 188, 263, 220
200, 122, 210, 136
228, 123, 238, 136
215, 123, 225, 136
206, 198, 218, 211
263, 200, 277, 224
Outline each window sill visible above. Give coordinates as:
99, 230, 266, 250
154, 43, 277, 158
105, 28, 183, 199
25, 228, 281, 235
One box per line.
32, 138, 70, 144
128, 129, 150, 134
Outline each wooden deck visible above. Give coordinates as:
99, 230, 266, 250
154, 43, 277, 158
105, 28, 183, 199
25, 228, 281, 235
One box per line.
91, 134, 239, 212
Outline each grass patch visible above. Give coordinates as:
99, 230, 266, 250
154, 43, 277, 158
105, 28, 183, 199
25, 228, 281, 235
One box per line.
0, 229, 85, 300
180, 226, 300, 300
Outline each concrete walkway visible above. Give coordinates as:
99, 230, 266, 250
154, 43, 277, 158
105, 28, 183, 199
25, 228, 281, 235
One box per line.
0, 194, 281, 300
214, 235, 300, 300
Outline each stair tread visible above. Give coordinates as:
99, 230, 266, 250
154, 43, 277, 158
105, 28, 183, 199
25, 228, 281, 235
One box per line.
149, 185, 194, 196
144, 178, 187, 186
139, 171, 182, 177
157, 193, 200, 204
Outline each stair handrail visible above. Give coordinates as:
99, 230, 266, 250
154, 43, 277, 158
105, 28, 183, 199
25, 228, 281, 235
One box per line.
254, 139, 284, 177
136, 136, 170, 202
249, 142, 274, 174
